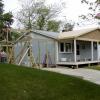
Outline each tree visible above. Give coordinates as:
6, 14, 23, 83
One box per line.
80, 0, 100, 20
17, 0, 45, 29
36, 7, 48, 30
62, 22, 74, 32
47, 20, 60, 32
17, 0, 62, 31
11, 31, 21, 41
0, 0, 13, 41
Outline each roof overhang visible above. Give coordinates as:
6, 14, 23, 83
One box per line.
58, 27, 100, 41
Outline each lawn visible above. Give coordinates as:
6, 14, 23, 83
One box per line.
0, 64, 100, 100
87, 65, 100, 71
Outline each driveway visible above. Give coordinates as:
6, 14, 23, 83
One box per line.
42, 67, 100, 85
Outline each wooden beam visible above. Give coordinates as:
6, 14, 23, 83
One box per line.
77, 38, 99, 42
18, 48, 30, 65
1, 45, 13, 47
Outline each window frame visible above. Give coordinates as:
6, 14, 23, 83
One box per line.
59, 42, 72, 53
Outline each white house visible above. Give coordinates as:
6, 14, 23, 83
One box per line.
14, 27, 100, 68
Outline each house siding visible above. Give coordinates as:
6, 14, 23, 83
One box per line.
58, 40, 98, 62
77, 41, 91, 61
76, 41, 98, 61
14, 32, 56, 67
58, 40, 74, 62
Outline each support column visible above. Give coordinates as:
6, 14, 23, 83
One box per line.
97, 42, 99, 61
74, 39, 76, 63
91, 41, 93, 61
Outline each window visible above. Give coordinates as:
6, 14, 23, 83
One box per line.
60, 43, 64, 52
94, 43, 97, 50
59, 42, 72, 53
65, 43, 72, 52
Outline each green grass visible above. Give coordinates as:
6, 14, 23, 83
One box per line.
87, 65, 100, 71
0, 64, 100, 100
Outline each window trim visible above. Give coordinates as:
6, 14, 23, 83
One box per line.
59, 42, 72, 53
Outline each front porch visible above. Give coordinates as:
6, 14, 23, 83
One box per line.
57, 60, 100, 65
57, 39, 100, 67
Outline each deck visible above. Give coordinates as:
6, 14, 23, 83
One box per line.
57, 60, 100, 66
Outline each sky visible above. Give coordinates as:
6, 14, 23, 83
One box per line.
3, 0, 99, 29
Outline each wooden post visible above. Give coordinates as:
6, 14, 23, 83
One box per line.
6, 28, 9, 63
76, 64, 78, 69
11, 45, 15, 64
91, 41, 93, 61
74, 39, 77, 63
38, 41, 41, 67
46, 41, 49, 68
29, 41, 38, 68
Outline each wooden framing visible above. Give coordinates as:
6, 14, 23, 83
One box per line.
15, 40, 38, 68
0, 41, 14, 64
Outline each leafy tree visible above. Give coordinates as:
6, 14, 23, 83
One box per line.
62, 22, 74, 32
11, 31, 21, 41
17, 0, 62, 31
0, 0, 3, 15
0, 0, 13, 41
36, 7, 49, 30
80, 0, 100, 20
47, 20, 60, 32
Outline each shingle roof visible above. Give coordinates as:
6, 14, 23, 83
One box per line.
32, 27, 100, 40
32, 30, 58, 39
15, 27, 100, 43
58, 27, 100, 39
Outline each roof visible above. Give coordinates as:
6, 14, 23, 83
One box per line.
32, 30, 58, 39
14, 30, 59, 43
58, 27, 100, 39
15, 27, 100, 43
32, 27, 100, 40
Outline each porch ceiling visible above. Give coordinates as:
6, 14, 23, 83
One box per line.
77, 29, 100, 41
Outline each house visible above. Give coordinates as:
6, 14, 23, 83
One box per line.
14, 30, 58, 67
58, 27, 100, 68
14, 27, 100, 67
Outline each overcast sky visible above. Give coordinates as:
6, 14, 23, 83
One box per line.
3, 0, 98, 29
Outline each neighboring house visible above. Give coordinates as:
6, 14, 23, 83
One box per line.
14, 27, 100, 67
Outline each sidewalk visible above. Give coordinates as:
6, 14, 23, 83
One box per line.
42, 67, 100, 85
